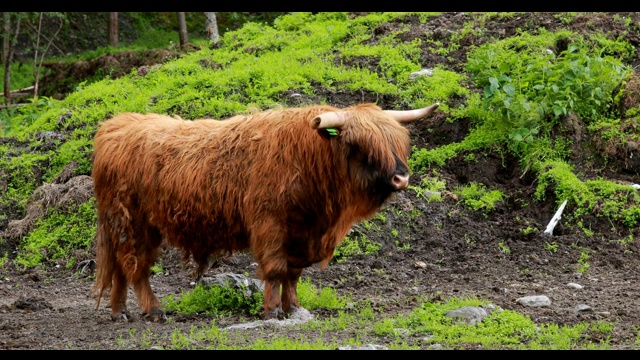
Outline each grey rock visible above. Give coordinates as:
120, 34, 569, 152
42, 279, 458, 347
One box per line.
199, 273, 264, 298
445, 306, 489, 326
225, 307, 314, 330
516, 295, 551, 307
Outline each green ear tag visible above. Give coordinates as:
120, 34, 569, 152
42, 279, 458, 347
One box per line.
326, 128, 339, 136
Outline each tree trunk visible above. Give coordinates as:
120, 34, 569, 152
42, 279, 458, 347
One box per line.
2, 12, 10, 65
32, 13, 43, 98
3, 13, 21, 106
177, 12, 189, 49
204, 12, 219, 44
108, 12, 118, 47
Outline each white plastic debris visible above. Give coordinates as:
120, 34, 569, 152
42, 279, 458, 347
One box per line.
544, 199, 568, 235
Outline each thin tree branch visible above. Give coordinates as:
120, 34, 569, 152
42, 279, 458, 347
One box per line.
23, 19, 65, 57
33, 16, 64, 98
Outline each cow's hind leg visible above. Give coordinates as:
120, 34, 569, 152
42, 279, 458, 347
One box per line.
131, 226, 165, 322
110, 257, 130, 322
281, 267, 312, 320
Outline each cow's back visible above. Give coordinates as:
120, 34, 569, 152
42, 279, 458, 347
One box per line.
92, 113, 253, 259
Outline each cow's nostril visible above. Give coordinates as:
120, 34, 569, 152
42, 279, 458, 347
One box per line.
392, 174, 409, 190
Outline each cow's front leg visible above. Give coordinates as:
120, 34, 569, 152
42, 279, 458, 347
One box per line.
281, 267, 302, 314
262, 278, 284, 320
251, 216, 289, 320
281, 267, 313, 320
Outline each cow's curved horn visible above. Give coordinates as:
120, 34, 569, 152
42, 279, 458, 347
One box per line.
385, 103, 440, 123
310, 111, 347, 130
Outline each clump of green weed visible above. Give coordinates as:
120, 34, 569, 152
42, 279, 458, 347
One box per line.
0, 252, 8, 268
297, 277, 351, 310
544, 241, 559, 254
333, 233, 380, 262
409, 175, 447, 202
577, 250, 590, 273
454, 182, 505, 215
151, 260, 164, 275
163, 282, 263, 316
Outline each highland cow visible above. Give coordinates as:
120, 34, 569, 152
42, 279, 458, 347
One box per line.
91, 102, 439, 322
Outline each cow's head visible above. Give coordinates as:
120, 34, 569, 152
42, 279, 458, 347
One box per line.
310, 103, 439, 204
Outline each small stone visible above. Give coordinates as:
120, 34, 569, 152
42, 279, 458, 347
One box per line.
567, 282, 583, 290
576, 304, 592, 312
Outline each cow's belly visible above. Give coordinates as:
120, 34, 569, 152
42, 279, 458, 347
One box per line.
286, 256, 315, 269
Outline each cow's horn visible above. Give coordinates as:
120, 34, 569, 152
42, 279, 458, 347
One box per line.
385, 103, 440, 123
310, 111, 347, 130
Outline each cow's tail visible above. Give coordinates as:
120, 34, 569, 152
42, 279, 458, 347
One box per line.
93, 215, 115, 310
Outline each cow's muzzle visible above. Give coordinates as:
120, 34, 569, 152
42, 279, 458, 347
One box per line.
391, 173, 409, 191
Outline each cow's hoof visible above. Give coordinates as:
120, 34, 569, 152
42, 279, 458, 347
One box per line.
111, 312, 130, 322
263, 307, 285, 320
144, 308, 167, 323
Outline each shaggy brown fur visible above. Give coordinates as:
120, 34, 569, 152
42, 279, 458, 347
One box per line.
92, 103, 435, 321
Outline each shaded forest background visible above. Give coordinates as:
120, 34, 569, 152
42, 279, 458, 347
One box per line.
1, 12, 285, 106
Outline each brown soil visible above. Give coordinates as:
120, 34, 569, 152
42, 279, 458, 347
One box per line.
1, 12, 640, 350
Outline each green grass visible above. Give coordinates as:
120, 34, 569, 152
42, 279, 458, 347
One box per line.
115, 294, 620, 349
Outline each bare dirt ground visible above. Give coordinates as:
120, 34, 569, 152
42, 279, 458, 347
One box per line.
2, 12, 640, 349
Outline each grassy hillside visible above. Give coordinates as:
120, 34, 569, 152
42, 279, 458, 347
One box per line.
2, 9, 639, 276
